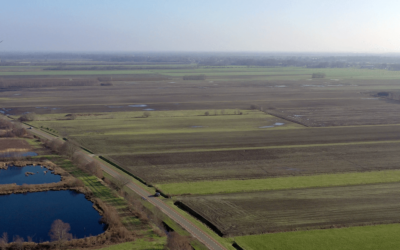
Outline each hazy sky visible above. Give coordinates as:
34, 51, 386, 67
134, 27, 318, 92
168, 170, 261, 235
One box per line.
1, 0, 400, 52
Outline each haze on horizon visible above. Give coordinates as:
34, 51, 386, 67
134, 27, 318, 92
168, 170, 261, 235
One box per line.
1, 0, 400, 53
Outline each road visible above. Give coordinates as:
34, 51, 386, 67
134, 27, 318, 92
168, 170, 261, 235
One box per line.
24, 126, 227, 250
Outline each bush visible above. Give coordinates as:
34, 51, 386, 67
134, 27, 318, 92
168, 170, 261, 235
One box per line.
312, 72, 326, 78
204, 111, 209, 116
143, 111, 151, 118
18, 112, 36, 122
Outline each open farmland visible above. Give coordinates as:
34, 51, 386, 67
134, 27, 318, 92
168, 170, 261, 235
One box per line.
177, 183, 400, 237
235, 224, 400, 250
0, 138, 32, 152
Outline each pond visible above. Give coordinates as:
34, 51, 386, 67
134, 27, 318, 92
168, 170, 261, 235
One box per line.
0, 165, 61, 185
0, 151, 38, 158
0, 190, 105, 242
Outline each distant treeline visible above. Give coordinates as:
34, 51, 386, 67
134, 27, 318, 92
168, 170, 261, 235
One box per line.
97, 75, 169, 82
43, 66, 195, 71
0, 78, 99, 88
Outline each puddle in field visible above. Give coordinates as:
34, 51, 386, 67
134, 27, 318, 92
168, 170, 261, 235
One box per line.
143, 108, 155, 111
302, 84, 325, 87
259, 122, 285, 129
327, 84, 344, 87
107, 105, 124, 108
128, 104, 147, 108
174, 103, 180, 105
294, 115, 304, 117
275, 85, 286, 88
169, 82, 176, 83
361, 98, 379, 100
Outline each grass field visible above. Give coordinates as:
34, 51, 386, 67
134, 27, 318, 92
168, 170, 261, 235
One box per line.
177, 182, 400, 236
157, 169, 400, 195
235, 224, 400, 250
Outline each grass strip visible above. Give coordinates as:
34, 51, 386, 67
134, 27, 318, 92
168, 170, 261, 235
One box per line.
235, 224, 400, 250
157, 170, 400, 195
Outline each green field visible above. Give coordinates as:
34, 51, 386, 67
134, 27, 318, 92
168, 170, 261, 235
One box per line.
2, 66, 400, 81
157, 169, 400, 195
177, 182, 400, 236
235, 224, 400, 250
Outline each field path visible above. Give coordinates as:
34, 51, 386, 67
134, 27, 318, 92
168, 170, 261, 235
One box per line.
24, 125, 227, 250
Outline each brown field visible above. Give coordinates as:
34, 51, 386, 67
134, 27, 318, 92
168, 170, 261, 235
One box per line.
0, 138, 31, 152
109, 141, 400, 184
177, 182, 400, 237
1, 77, 400, 129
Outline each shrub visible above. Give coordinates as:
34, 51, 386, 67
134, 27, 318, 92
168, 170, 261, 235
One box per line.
312, 72, 326, 78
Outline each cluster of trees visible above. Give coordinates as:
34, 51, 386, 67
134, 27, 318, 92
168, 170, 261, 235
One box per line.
0, 117, 28, 138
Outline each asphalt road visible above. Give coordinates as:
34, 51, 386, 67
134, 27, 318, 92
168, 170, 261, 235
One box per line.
25, 126, 227, 250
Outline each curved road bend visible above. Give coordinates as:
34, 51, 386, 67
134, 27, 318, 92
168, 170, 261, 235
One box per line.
25, 126, 227, 250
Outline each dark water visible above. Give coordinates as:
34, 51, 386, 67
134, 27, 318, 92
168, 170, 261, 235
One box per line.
0, 190, 105, 242
0, 165, 61, 185
0, 151, 38, 158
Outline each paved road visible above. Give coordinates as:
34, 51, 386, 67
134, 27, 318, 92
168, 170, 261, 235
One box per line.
25, 126, 227, 250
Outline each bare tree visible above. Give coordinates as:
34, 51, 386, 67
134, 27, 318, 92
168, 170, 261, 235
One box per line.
0, 232, 7, 250
165, 232, 192, 250
60, 141, 78, 157
85, 161, 103, 179
113, 175, 130, 191
142, 111, 151, 118
18, 112, 36, 122
49, 219, 73, 248
0, 117, 12, 129
13, 235, 24, 250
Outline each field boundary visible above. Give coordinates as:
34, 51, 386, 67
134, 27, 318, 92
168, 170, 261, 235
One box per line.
174, 201, 224, 237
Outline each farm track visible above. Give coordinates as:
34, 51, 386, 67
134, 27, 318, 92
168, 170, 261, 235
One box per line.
24, 125, 226, 250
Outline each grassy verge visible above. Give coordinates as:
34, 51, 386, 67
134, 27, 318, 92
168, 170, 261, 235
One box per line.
157, 170, 400, 195
235, 224, 400, 250
71, 238, 166, 250
164, 199, 236, 250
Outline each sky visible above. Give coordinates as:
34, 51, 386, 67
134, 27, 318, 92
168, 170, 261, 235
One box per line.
1, 0, 400, 52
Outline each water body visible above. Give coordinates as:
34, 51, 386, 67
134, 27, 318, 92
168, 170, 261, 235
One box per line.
128, 104, 147, 108
143, 108, 155, 111
0, 165, 60, 185
0, 190, 105, 242
0, 152, 38, 158
259, 122, 285, 129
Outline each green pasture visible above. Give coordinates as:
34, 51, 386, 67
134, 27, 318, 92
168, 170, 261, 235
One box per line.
2, 66, 400, 80
158, 170, 400, 195
76, 238, 166, 250
235, 224, 400, 250
29, 109, 299, 136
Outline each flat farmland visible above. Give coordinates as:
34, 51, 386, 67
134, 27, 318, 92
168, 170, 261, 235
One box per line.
235, 224, 400, 250
177, 183, 400, 237
111, 141, 400, 184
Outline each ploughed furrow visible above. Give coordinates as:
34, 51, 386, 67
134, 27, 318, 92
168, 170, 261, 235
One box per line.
178, 182, 400, 237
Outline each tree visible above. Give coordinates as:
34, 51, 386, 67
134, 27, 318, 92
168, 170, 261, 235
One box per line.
49, 219, 73, 248
165, 232, 192, 250
113, 175, 130, 191
204, 111, 209, 116
143, 111, 151, 118
312, 72, 326, 78
18, 112, 36, 122
60, 141, 78, 157
12, 235, 24, 250
0, 232, 8, 250
85, 161, 103, 179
